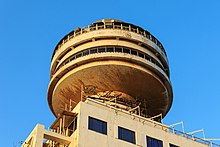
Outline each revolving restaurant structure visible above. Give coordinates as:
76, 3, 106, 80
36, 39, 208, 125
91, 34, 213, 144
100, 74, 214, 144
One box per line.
48, 19, 173, 119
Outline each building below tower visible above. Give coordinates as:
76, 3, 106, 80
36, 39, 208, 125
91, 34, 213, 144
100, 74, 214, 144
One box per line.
22, 98, 219, 147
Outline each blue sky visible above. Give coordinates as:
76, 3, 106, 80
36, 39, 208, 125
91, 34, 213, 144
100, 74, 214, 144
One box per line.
0, 0, 220, 146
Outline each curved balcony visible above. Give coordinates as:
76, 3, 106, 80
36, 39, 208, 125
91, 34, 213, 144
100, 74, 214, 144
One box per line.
51, 20, 168, 66
54, 46, 168, 77
48, 50, 173, 117
50, 28, 169, 78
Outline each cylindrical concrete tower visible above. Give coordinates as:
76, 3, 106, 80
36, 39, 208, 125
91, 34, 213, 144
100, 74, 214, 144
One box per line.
48, 19, 173, 119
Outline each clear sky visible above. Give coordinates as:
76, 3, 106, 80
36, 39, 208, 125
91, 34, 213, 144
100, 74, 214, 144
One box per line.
0, 0, 220, 146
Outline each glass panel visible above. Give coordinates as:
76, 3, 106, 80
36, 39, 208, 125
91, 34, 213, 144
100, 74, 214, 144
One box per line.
123, 48, 130, 54
90, 48, 97, 54
106, 24, 113, 29
158, 140, 163, 147
69, 55, 76, 61
83, 50, 89, 56
107, 47, 114, 52
146, 136, 163, 147
147, 137, 152, 147
131, 50, 137, 55
88, 116, 107, 135
76, 53, 82, 58
145, 55, 150, 61
98, 48, 105, 53
118, 126, 136, 144
115, 47, 122, 52
138, 52, 145, 58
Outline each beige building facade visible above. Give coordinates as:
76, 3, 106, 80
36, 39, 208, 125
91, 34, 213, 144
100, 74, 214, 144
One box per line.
22, 99, 217, 147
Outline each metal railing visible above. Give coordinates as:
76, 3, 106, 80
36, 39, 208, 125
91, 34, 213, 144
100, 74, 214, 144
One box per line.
54, 46, 168, 77
86, 98, 220, 147
53, 22, 167, 59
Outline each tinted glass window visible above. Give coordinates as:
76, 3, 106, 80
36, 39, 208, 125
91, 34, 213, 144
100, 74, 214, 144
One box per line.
138, 52, 145, 58
90, 48, 97, 54
107, 47, 114, 52
123, 48, 130, 53
76, 53, 82, 58
98, 48, 105, 53
131, 50, 137, 55
115, 47, 122, 52
106, 24, 113, 28
83, 50, 89, 56
69, 55, 76, 61
118, 126, 136, 144
145, 55, 150, 61
146, 136, 163, 147
88, 116, 107, 135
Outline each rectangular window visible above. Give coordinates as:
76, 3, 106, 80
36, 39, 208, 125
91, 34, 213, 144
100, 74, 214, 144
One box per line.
76, 53, 82, 58
115, 47, 122, 52
118, 126, 136, 144
106, 23, 113, 29
146, 136, 163, 147
123, 48, 130, 54
98, 47, 105, 53
131, 50, 137, 55
138, 52, 145, 58
107, 47, 114, 52
145, 55, 151, 61
88, 116, 107, 135
83, 50, 89, 56
169, 144, 179, 147
69, 55, 76, 61
90, 48, 97, 54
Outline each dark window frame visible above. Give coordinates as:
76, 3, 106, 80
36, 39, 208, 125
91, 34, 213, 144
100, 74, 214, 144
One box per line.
98, 47, 106, 53
88, 116, 107, 135
123, 48, 130, 54
83, 50, 89, 56
115, 47, 122, 52
118, 126, 136, 144
138, 52, 145, 58
90, 48, 97, 54
146, 136, 163, 147
131, 50, 137, 55
106, 47, 114, 52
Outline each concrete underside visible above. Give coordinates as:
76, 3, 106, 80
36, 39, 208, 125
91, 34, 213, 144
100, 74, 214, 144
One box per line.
51, 60, 170, 117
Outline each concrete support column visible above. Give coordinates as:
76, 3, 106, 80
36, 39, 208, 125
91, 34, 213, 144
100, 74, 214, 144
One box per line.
32, 124, 44, 147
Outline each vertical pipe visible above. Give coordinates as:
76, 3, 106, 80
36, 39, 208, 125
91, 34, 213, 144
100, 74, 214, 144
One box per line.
81, 84, 84, 101
63, 115, 65, 135
59, 117, 62, 134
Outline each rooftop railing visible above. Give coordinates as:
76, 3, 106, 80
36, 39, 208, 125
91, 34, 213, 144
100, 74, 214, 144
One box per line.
54, 46, 169, 77
86, 98, 220, 147
52, 22, 167, 59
